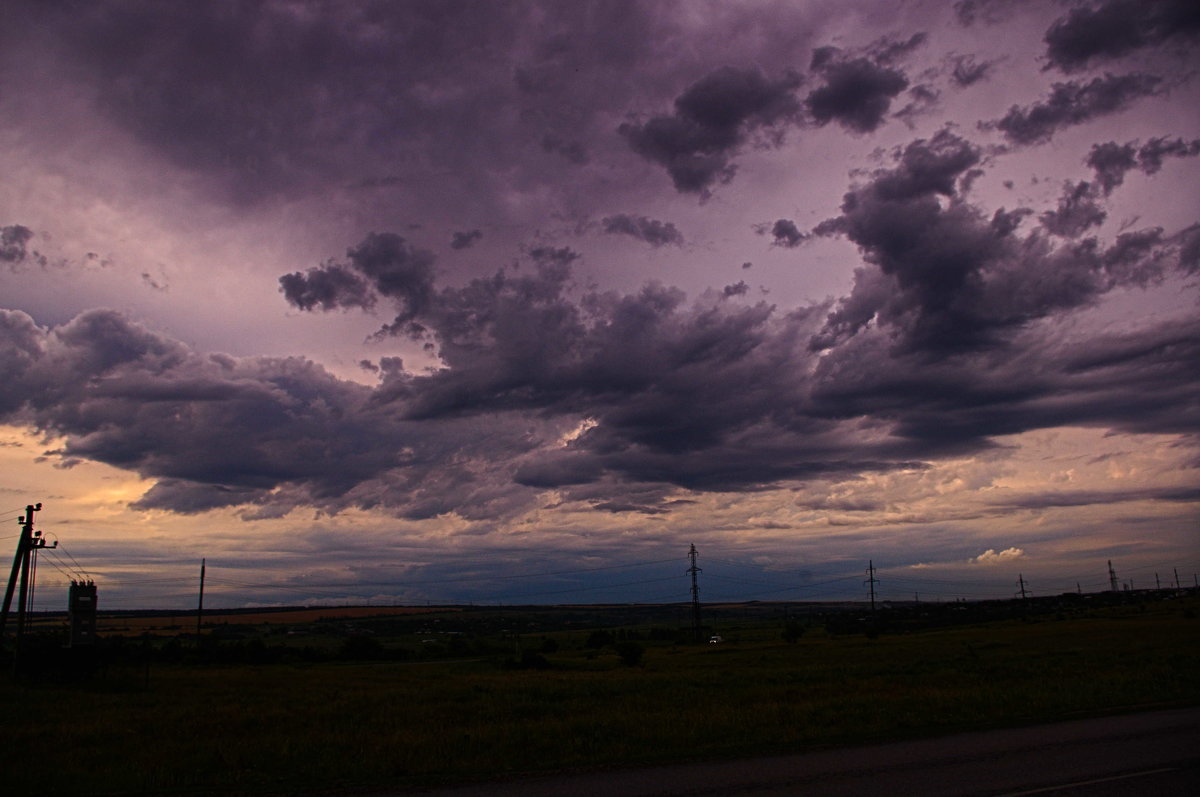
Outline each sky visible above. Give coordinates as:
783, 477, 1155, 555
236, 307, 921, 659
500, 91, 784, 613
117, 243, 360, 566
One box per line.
1, 0, 1198, 610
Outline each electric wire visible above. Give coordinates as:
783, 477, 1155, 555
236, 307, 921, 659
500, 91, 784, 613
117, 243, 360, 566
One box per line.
36, 552, 79, 583
44, 548, 87, 581
41, 546, 85, 581
47, 534, 91, 580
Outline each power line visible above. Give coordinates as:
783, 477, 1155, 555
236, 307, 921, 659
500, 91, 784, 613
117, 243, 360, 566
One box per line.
45, 534, 90, 580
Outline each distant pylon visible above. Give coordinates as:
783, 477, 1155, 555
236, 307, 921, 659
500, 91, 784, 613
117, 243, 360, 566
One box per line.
865, 560, 878, 614
686, 544, 702, 643
1108, 560, 1119, 592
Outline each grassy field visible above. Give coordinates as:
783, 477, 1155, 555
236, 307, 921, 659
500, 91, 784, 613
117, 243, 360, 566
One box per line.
2, 594, 1197, 795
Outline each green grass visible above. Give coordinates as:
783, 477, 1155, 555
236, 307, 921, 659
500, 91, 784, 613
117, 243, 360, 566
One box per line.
3, 596, 1197, 795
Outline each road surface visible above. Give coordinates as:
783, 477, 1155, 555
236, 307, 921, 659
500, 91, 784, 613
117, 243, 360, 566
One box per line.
375, 706, 1200, 796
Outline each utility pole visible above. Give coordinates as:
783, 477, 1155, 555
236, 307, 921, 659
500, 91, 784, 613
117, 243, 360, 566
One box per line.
1, 504, 38, 640
686, 544, 702, 643
1108, 560, 1119, 593
865, 560, 878, 615
1155, 572, 1161, 590
1174, 568, 1181, 590
1, 503, 55, 668
1016, 573, 1028, 601
196, 559, 206, 639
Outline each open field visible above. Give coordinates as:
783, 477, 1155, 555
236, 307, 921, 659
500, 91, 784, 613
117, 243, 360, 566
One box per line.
2, 593, 1197, 796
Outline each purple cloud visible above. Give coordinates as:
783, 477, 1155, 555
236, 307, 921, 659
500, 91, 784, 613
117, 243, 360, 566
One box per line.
1087, 137, 1200, 194
991, 73, 1163, 145
1044, 0, 1200, 73
620, 66, 803, 195
602, 214, 684, 247
806, 51, 909, 134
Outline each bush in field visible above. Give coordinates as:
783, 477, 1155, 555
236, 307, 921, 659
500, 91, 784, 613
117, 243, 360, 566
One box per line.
585, 629, 614, 649
782, 620, 806, 644
341, 634, 384, 660
615, 641, 644, 667
503, 651, 551, 670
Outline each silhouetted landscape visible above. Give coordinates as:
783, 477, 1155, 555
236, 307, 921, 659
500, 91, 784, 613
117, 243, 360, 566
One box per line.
3, 0, 1199, 793
3, 590, 1197, 795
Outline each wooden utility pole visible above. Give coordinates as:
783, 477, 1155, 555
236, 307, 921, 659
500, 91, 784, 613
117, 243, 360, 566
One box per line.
1017, 573, 1029, 601
1, 503, 55, 669
1, 504, 38, 640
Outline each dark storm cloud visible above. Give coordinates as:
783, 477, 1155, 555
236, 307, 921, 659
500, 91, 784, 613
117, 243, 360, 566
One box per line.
954, 0, 1037, 27
805, 50, 909, 134
280, 232, 437, 335
1179, 224, 1200, 274
767, 219, 809, 248
619, 66, 803, 195
0, 308, 386, 509
991, 73, 1163, 146
4, 0, 674, 212
1, 225, 34, 264
948, 54, 996, 87
450, 230, 483, 250
528, 246, 581, 269
1087, 137, 1200, 194
274, 178, 1195, 507
894, 85, 941, 129
601, 214, 684, 247
808, 313, 1200, 452
279, 264, 375, 312
1136, 136, 1200, 173
869, 33, 928, 66
1086, 141, 1139, 194
0, 307, 549, 519
1043, 0, 1200, 73
1039, 181, 1107, 238
811, 129, 1184, 355
5, 192, 1199, 523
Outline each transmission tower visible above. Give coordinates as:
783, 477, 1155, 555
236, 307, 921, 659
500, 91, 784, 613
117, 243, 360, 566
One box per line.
687, 543, 702, 642
1108, 560, 1119, 593
865, 560, 878, 615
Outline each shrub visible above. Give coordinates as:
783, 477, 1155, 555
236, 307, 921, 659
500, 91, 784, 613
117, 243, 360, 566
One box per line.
615, 641, 644, 667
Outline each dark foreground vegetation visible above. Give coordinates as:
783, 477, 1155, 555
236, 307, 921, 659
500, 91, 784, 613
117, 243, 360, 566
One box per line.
2, 592, 1197, 796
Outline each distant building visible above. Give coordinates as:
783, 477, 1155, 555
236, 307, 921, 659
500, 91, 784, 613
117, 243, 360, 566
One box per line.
68, 580, 97, 647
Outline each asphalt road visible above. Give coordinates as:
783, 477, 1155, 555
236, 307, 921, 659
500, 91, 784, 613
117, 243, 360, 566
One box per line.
381, 706, 1200, 797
